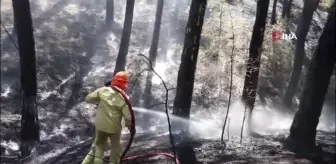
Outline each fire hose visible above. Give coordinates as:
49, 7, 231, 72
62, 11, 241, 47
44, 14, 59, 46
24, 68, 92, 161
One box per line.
110, 85, 180, 164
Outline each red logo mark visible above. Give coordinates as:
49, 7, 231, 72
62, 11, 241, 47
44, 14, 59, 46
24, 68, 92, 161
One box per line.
272, 31, 281, 41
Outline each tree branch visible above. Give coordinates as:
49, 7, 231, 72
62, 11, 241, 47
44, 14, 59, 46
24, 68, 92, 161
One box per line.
1, 22, 19, 50
147, 102, 165, 109
138, 53, 177, 164
168, 88, 176, 92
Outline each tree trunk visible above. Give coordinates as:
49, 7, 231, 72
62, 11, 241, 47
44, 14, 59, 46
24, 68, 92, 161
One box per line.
282, 0, 293, 19
177, 143, 197, 164
283, 0, 320, 108
271, 0, 278, 24
281, 0, 288, 18
106, 0, 114, 25
286, 3, 335, 152
286, 0, 293, 19
113, 0, 135, 75
173, 0, 207, 119
12, 0, 40, 157
242, 0, 270, 111
143, 0, 164, 109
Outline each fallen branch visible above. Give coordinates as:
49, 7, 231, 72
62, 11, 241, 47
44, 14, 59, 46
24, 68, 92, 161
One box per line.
40, 73, 76, 101
138, 53, 177, 164
40, 139, 93, 164
221, 4, 235, 142
0, 151, 33, 163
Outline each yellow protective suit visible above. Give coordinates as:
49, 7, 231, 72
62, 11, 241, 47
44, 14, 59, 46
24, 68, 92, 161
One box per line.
82, 86, 132, 164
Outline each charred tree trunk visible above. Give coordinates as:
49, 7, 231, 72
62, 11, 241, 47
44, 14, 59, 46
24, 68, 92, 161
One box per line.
105, 0, 114, 25
242, 0, 270, 111
173, 0, 207, 119
177, 143, 197, 164
281, 0, 288, 18
286, 0, 293, 19
113, 0, 135, 75
283, 0, 320, 108
271, 0, 278, 24
12, 0, 40, 157
282, 0, 293, 19
143, 0, 164, 109
286, 3, 335, 152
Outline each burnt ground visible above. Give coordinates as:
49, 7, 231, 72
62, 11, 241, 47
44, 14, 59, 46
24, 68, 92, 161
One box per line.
41, 131, 336, 164
1, 130, 335, 164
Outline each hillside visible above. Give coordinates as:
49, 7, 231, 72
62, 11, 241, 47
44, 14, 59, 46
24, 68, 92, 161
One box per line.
1, 0, 335, 163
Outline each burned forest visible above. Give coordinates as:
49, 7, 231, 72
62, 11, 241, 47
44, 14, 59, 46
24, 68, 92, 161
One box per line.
1, 0, 335, 164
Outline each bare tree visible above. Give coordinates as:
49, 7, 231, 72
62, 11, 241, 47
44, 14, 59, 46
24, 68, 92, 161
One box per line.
12, 0, 40, 157
282, 0, 293, 19
173, 0, 207, 120
221, 5, 235, 142
143, 0, 164, 109
283, 0, 320, 108
271, 0, 278, 24
241, 0, 270, 112
113, 0, 135, 75
106, 0, 114, 25
286, 2, 335, 152
139, 54, 177, 164
142, 0, 164, 130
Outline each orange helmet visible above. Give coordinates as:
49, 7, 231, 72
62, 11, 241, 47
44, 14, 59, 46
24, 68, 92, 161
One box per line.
111, 71, 128, 91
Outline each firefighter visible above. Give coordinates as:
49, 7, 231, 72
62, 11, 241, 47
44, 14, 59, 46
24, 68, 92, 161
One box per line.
82, 71, 132, 164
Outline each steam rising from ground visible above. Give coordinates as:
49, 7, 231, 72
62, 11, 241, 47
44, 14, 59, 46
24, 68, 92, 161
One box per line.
130, 101, 335, 140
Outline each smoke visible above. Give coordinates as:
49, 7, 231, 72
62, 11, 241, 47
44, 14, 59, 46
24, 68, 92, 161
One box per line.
128, 102, 253, 139
129, 100, 335, 140
195, 101, 335, 138
317, 103, 336, 132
